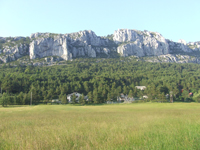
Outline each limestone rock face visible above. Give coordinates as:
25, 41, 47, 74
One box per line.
29, 30, 112, 60
178, 39, 187, 45
45, 56, 62, 63
29, 37, 72, 60
144, 54, 200, 64
117, 41, 144, 57
103, 48, 110, 55
0, 43, 28, 63
30, 32, 43, 39
167, 40, 191, 53
113, 29, 200, 57
86, 45, 96, 57
1, 29, 200, 64
114, 29, 169, 57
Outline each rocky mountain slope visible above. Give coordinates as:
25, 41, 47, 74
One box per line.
0, 29, 200, 65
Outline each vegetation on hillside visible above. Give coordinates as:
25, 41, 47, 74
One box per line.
0, 57, 200, 105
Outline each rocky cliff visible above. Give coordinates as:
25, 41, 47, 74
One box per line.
114, 29, 169, 57
29, 30, 115, 61
0, 29, 200, 64
140, 54, 200, 64
0, 37, 29, 63
0, 30, 116, 63
114, 29, 200, 57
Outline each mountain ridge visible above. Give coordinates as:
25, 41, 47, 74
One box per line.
0, 29, 200, 65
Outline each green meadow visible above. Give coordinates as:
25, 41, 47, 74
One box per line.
1, 103, 200, 150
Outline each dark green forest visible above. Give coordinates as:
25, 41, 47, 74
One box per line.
1, 57, 200, 106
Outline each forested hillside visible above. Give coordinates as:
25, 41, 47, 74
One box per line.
1, 57, 200, 105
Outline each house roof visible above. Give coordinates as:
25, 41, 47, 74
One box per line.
135, 86, 146, 90
67, 92, 80, 96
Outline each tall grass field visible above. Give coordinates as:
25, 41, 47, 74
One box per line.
0, 103, 200, 149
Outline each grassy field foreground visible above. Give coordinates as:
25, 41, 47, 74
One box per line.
0, 103, 200, 150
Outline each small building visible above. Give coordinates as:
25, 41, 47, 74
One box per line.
84, 95, 89, 101
135, 86, 146, 90
143, 95, 148, 99
117, 93, 125, 102
117, 93, 135, 103
124, 97, 135, 103
107, 101, 112, 104
51, 99, 61, 103
67, 92, 81, 103
106, 101, 118, 104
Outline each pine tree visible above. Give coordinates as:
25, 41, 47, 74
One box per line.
1, 93, 8, 107
79, 94, 85, 105
61, 94, 67, 104
72, 94, 76, 104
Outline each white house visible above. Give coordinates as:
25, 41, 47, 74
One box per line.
117, 93, 135, 103
67, 92, 81, 103
135, 86, 146, 90
51, 99, 61, 103
143, 95, 148, 99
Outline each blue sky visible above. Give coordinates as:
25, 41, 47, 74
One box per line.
0, 0, 199, 42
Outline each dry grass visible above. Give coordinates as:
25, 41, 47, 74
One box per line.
0, 103, 200, 149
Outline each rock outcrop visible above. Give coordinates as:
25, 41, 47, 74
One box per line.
29, 30, 113, 60
114, 29, 169, 57
1, 28, 200, 64
29, 37, 72, 60
113, 29, 200, 57
0, 43, 28, 63
143, 54, 200, 64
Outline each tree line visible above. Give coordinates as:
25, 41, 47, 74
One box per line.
1, 57, 200, 106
